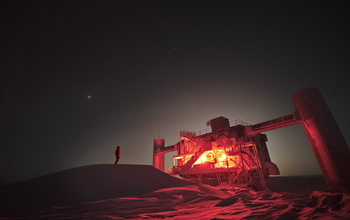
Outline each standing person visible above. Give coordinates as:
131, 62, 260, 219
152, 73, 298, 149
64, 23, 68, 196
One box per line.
115, 145, 121, 164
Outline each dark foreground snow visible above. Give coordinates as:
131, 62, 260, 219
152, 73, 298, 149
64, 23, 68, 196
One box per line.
0, 164, 349, 219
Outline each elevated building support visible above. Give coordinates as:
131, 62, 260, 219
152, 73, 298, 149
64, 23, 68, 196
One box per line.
292, 87, 350, 191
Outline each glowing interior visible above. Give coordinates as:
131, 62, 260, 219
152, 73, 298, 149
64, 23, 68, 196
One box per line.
192, 150, 240, 168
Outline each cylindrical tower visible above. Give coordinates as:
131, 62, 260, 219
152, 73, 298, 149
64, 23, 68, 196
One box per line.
153, 139, 165, 171
291, 87, 350, 190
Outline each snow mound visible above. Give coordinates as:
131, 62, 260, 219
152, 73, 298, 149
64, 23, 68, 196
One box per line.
0, 164, 195, 212
1, 165, 349, 219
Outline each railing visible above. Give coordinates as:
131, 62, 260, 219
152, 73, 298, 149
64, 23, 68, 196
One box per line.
194, 128, 212, 136
181, 119, 251, 137
229, 119, 250, 127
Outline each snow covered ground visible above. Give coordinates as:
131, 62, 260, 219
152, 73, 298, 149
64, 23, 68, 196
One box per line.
1, 164, 349, 219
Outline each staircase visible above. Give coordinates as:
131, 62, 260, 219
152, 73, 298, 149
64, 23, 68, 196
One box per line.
174, 145, 204, 175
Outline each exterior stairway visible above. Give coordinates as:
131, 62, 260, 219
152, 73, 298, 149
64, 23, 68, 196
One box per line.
173, 145, 204, 175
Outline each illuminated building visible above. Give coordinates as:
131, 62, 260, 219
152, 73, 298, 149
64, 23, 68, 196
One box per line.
153, 88, 350, 191
154, 117, 280, 190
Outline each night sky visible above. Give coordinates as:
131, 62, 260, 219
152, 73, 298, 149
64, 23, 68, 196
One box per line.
1, 1, 350, 184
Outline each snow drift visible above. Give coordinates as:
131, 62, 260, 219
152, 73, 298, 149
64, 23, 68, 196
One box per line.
0, 165, 195, 212
1, 164, 349, 219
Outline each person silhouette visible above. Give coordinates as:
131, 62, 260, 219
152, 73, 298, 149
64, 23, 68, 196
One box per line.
115, 145, 121, 164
